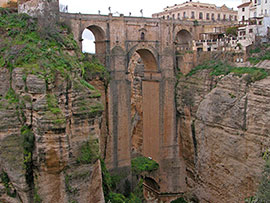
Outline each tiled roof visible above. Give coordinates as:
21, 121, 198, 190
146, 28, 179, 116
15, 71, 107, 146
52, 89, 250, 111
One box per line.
237, 2, 251, 8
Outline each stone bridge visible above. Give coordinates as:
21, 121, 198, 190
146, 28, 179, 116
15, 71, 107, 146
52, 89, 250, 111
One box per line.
60, 12, 230, 198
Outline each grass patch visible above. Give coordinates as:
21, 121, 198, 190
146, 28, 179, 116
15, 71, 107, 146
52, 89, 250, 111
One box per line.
248, 50, 270, 64
187, 60, 269, 83
5, 88, 19, 104
46, 94, 61, 114
76, 138, 99, 164
82, 56, 110, 82
0, 8, 106, 92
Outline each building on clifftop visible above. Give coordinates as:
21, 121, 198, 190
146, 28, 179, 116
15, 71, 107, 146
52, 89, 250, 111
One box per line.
152, 0, 238, 22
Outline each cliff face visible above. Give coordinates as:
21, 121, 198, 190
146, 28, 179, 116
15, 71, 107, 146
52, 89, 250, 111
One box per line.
0, 9, 106, 203
177, 70, 270, 202
0, 67, 105, 203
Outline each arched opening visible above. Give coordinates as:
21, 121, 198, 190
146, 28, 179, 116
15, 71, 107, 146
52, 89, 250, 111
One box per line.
128, 48, 160, 161
175, 29, 192, 51
81, 25, 106, 64
82, 29, 95, 54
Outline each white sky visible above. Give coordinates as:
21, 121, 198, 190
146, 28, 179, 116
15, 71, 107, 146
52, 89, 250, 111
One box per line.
60, 0, 242, 17
64, 0, 242, 53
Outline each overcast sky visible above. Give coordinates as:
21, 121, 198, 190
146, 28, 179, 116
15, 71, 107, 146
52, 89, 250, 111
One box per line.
61, 0, 242, 53
59, 0, 242, 17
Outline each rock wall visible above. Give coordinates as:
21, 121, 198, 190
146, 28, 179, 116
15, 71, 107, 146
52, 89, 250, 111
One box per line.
176, 71, 270, 202
0, 67, 105, 202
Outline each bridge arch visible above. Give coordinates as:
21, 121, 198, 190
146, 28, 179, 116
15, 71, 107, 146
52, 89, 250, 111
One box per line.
80, 25, 106, 63
127, 45, 161, 162
175, 29, 193, 51
127, 44, 159, 72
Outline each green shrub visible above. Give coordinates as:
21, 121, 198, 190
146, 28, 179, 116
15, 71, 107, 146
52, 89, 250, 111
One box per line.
226, 26, 238, 36
171, 197, 187, 203
21, 126, 35, 185
131, 156, 159, 175
107, 192, 127, 203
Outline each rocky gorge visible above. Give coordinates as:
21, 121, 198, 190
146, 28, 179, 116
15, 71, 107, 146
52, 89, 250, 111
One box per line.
0, 6, 270, 203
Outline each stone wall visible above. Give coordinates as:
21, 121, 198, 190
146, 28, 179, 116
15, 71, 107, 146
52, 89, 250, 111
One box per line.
18, 0, 59, 18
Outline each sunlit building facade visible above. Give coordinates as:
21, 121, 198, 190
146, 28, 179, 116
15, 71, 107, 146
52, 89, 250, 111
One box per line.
152, 0, 238, 22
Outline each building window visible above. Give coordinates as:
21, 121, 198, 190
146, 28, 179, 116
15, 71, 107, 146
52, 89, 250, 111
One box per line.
254, 12, 257, 17
163, 16, 165, 19
183, 12, 186, 18
141, 32, 145, 40
249, 29, 253, 33
211, 13, 215, 20
261, 9, 263, 15
242, 8, 245, 12
218, 13, 220, 20
266, 0, 267, 3
266, 9, 268, 15
242, 16, 245, 21
258, 0, 261, 4
223, 14, 226, 20
199, 12, 203, 19
254, 0, 257, 3
172, 14, 175, 19
178, 13, 180, 19
191, 11, 195, 19
167, 15, 169, 19
235, 16, 237, 21
206, 13, 210, 20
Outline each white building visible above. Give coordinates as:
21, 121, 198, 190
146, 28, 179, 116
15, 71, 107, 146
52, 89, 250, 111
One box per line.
238, 1, 252, 23
237, 0, 270, 48
256, 0, 270, 17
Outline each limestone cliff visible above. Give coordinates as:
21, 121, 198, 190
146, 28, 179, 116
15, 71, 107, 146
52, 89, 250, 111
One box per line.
176, 68, 270, 202
0, 9, 105, 203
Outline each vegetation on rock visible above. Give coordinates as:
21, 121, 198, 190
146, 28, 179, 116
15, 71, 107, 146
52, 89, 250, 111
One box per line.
77, 138, 99, 164
0, 8, 107, 202
131, 156, 159, 175
187, 60, 269, 83
101, 156, 158, 203
171, 197, 187, 203
0, 170, 17, 197
248, 44, 270, 64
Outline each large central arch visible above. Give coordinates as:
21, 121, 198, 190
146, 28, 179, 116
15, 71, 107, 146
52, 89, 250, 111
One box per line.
128, 47, 161, 162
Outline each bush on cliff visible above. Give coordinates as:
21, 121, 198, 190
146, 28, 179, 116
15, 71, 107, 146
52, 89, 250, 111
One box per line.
187, 60, 269, 83
131, 156, 159, 175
